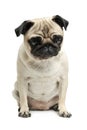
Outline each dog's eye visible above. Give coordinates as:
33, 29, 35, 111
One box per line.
28, 37, 42, 46
52, 35, 63, 44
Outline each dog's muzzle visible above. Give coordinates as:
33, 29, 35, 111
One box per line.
31, 43, 60, 59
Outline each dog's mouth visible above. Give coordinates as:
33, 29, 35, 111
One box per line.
31, 44, 60, 59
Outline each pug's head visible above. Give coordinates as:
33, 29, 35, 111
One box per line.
15, 15, 69, 60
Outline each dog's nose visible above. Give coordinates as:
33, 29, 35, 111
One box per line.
43, 46, 49, 52
43, 45, 54, 54
48, 46, 54, 53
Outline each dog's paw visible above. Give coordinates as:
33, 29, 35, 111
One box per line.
18, 107, 31, 118
18, 111, 31, 118
58, 110, 72, 118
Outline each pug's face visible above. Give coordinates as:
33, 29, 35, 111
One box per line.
15, 15, 69, 60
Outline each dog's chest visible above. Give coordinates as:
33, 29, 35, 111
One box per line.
26, 60, 63, 101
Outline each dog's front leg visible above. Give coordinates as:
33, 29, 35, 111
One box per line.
18, 78, 31, 118
58, 76, 72, 118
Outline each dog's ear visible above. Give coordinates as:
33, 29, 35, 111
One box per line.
15, 21, 34, 36
52, 15, 69, 30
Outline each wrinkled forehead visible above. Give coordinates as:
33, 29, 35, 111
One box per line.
26, 18, 63, 38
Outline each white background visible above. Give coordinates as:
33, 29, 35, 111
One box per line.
0, 0, 87, 129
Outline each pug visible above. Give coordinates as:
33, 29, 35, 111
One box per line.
13, 15, 72, 118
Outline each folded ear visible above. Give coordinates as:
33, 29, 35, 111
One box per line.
52, 15, 69, 30
15, 21, 34, 36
